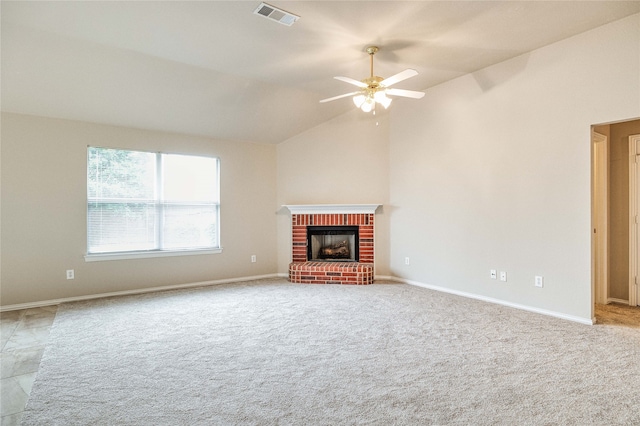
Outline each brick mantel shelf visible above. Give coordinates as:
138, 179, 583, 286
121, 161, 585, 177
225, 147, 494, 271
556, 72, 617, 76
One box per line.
285, 204, 381, 285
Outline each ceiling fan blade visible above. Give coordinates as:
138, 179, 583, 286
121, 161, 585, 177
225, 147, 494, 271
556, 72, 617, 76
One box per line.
380, 69, 418, 87
386, 88, 425, 99
334, 76, 368, 88
319, 91, 360, 103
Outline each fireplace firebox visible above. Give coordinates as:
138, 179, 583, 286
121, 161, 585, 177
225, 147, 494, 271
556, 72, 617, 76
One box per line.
307, 226, 359, 262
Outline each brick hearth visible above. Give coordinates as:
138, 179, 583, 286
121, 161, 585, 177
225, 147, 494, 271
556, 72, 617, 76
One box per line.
285, 205, 378, 285
289, 262, 374, 285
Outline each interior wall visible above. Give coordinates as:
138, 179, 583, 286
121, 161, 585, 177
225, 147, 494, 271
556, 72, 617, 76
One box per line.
276, 110, 391, 277
388, 13, 640, 322
1, 113, 278, 307
609, 119, 640, 301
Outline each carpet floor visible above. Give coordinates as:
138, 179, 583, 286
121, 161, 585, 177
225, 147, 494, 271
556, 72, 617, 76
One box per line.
22, 278, 640, 425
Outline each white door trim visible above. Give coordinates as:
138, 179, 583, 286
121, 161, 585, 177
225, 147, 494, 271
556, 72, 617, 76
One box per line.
629, 134, 640, 307
592, 131, 608, 305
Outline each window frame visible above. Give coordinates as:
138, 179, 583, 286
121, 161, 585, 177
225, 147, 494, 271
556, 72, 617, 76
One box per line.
84, 146, 222, 262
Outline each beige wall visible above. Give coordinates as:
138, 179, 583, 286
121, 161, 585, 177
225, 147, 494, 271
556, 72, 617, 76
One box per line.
1, 113, 278, 306
276, 110, 391, 277
387, 13, 639, 322
608, 119, 640, 300
3, 14, 639, 322
275, 13, 639, 322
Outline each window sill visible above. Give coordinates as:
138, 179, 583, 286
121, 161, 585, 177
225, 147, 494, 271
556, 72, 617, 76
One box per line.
84, 248, 223, 262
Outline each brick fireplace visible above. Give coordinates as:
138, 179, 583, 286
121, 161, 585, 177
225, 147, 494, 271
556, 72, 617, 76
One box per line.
284, 205, 379, 285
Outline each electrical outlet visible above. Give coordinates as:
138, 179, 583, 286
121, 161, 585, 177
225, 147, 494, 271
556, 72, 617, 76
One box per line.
66, 269, 75, 280
404, 257, 410, 265
500, 271, 507, 282
490, 269, 497, 279
535, 276, 544, 288
251, 255, 257, 263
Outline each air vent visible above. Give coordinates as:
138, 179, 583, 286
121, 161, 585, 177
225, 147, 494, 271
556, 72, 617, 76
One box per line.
253, 2, 299, 26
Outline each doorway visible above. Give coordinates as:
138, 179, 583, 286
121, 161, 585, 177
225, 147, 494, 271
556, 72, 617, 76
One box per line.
591, 119, 640, 316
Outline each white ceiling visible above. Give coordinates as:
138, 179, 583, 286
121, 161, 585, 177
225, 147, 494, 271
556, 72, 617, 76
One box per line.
2, 1, 639, 144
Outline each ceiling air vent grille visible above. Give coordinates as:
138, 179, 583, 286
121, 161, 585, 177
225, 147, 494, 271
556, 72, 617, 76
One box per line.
253, 2, 299, 26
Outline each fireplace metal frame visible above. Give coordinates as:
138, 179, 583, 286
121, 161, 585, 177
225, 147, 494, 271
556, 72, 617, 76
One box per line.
306, 226, 359, 262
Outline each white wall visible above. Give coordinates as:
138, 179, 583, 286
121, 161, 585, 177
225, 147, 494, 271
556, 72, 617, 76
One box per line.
276, 110, 391, 277
388, 14, 640, 322
1, 113, 278, 306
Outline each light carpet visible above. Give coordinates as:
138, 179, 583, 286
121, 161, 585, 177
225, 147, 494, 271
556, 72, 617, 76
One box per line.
22, 278, 640, 425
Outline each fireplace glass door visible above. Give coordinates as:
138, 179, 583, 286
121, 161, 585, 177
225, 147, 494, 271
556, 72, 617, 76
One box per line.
307, 226, 358, 262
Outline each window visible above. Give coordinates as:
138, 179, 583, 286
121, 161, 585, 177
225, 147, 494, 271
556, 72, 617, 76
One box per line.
87, 147, 220, 259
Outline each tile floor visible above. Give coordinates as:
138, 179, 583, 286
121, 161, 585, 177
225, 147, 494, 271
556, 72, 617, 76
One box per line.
1, 306, 57, 426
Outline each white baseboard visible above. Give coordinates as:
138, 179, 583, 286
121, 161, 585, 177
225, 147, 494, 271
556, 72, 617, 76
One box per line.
393, 277, 594, 326
0, 273, 280, 312
374, 275, 398, 281
0, 273, 597, 325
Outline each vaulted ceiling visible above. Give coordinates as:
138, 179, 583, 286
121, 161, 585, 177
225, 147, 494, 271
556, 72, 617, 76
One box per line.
2, 1, 639, 144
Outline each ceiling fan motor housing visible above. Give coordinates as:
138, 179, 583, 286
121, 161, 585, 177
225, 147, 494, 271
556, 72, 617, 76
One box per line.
364, 76, 383, 90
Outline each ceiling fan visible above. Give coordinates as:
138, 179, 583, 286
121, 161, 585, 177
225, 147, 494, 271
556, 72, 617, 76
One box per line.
320, 46, 425, 112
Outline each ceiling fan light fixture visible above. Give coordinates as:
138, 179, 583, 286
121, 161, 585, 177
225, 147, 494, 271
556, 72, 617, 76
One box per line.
374, 91, 392, 109
361, 98, 375, 113
353, 94, 366, 108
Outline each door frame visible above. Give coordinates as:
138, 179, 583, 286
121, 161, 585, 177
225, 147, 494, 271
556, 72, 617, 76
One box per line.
628, 134, 640, 306
592, 130, 608, 305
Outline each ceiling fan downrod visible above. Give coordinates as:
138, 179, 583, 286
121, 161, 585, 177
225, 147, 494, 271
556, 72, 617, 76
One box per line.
366, 46, 378, 79
364, 46, 383, 89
